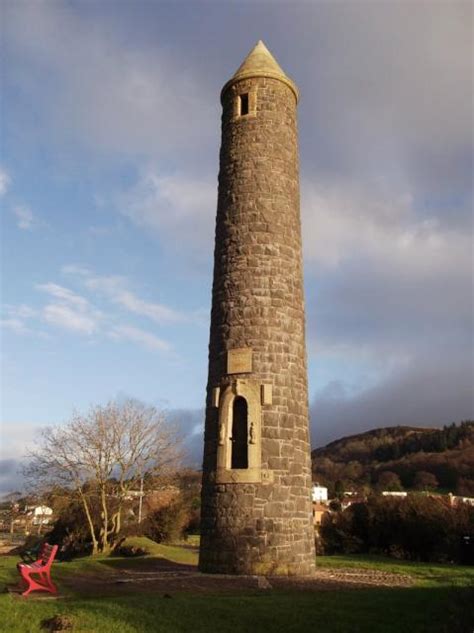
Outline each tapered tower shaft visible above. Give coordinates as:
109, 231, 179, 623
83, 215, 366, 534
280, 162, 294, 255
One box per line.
199, 41, 315, 576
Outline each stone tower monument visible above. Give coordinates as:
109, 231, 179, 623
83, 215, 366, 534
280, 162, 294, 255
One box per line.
199, 41, 316, 576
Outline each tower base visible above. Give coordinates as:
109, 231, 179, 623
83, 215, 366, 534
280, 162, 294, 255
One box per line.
199, 482, 316, 576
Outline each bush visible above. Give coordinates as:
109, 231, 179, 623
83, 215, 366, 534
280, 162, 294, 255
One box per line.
12, 535, 44, 560
143, 499, 191, 543
46, 499, 95, 556
320, 494, 474, 563
116, 544, 148, 557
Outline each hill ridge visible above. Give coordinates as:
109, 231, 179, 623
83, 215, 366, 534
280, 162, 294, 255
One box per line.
311, 421, 473, 496
314, 425, 436, 454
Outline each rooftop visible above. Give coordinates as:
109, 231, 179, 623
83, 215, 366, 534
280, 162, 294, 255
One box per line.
221, 40, 299, 103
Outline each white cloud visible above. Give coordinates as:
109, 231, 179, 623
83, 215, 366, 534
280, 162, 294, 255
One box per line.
4, 2, 215, 160
301, 176, 472, 410
36, 282, 90, 310
37, 271, 185, 350
0, 167, 11, 197
89, 276, 184, 324
3, 304, 38, 320
108, 325, 170, 352
0, 422, 39, 460
5, 276, 176, 349
36, 282, 102, 334
14, 305, 37, 319
0, 305, 39, 335
301, 179, 471, 279
63, 268, 186, 325
13, 204, 35, 230
119, 169, 215, 262
0, 318, 31, 335
42, 303, 99, 335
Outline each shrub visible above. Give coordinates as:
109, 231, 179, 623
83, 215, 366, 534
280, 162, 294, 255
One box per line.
46, 499, 96, 556
320, 494, 474, 563
143, 498, 191, 543
116, 544, 148, 557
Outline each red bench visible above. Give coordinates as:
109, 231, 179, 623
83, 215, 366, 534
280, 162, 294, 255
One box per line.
17, 542, 58, 597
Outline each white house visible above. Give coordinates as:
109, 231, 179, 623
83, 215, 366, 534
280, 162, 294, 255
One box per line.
448, 493, 474, 507
31, 506, 53, 526
312, 484, 328, 503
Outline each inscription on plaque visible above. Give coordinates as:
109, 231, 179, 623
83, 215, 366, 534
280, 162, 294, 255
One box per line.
227, 348, 252, 374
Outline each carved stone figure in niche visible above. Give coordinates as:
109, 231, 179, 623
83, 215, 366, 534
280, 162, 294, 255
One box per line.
248, 421, 255, 444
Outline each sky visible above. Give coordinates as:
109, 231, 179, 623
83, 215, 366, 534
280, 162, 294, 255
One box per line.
1, 0, 472, 494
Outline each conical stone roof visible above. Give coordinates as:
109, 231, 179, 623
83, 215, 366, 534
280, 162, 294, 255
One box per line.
221, 40, 299, 103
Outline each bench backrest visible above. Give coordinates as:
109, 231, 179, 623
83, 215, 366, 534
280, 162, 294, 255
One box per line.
39, 543, 58, 567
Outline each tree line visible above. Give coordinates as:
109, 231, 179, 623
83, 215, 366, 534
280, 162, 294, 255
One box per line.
312, 421, 474, 497
372, 422, 473, 462
319, 495, 474, 564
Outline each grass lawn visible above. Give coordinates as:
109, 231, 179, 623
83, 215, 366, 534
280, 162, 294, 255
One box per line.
316, 554, 474, 588
0, 543, 472, 633
116, 536, 199, 565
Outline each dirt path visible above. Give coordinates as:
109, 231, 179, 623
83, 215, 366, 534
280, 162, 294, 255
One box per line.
59, 558, 414, 597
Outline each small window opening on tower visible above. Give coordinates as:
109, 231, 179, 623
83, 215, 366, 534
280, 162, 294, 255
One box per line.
231, 397, 249, 469
239, 93, 249, 116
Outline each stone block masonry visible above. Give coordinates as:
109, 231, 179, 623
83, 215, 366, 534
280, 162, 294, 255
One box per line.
199, 41, 316, 576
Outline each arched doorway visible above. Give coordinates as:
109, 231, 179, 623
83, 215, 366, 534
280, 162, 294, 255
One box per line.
231, 396, 248, 469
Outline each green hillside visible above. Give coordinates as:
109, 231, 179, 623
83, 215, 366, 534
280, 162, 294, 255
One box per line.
311, 421, 474, 496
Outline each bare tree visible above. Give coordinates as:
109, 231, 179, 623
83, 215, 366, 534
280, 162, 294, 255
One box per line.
26, 400, 183, 554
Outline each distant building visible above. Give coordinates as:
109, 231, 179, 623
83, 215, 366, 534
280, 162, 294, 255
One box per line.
312, 484, 328, 503
447, 493, 474, 507
124, 486, 179, 502
18, 505, 54, 527
31, 506, 53, 526
340, 497, 366, 510
312, 502, 330, 526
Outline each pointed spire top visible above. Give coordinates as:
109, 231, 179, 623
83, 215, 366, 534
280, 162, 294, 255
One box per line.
221, 40, 299, 103
233, 40, 287, 80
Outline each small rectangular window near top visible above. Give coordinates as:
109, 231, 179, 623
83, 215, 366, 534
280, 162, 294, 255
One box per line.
239, 93, 249, 116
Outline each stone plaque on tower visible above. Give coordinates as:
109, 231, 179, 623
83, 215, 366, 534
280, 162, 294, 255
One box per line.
227, 348, 253, 374
199, 41, 316, 576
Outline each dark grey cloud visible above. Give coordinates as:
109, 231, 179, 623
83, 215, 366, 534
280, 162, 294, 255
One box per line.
167, 408, 203, 468
307, 256, 472, 352
310, 349, 474, 447
294, 3, 472, 199
0, 459, 24, 495
5, 2, 471, 189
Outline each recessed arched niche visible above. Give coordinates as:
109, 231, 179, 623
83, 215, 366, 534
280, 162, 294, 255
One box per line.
231, 396, 249, 469
216, 379, 262, 483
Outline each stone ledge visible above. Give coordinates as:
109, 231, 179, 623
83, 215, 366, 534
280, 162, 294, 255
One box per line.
215, 468, 274, 484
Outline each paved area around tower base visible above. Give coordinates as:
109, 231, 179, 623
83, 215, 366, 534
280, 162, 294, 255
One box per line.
9, 556, 413, 600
